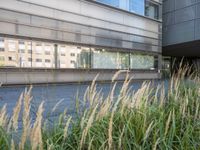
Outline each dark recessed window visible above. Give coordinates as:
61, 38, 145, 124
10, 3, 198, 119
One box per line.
45, 51, 51, 55
36, 59, 42, 62
8, 57, 12, 61
28, 58, 32, 62
71, 60, 75, 64
28, 50, 32, 54
45, 59, 51, 63
70, 53, 75, 57
19, 49, 25, 53
19, 41, 25, 45
0, 48, 4, 52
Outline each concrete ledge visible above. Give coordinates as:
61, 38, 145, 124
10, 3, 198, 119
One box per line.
0, 68, 160, 85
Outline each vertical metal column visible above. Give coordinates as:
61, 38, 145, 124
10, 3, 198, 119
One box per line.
31, 41, 33, 68
54, 44, 58, 69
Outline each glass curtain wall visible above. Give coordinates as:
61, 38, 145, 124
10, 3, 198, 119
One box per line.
0, 37, 158, 70
130, 53, 157, 69
96, 0, 160, 19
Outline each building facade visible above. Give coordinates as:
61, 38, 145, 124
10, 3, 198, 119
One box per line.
0, 0, 162, 84
163, 0, 200, 71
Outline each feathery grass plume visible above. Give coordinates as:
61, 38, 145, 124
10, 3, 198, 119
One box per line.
118, 125, 125, 149
108, 111, 114, 150
96, 83, 116, 120
11, 139, 15, 150
30, 101, 44, 150
153, 138, 161, 150
143, 121, 155, 142
63, 116, 72, 139
165, 110, 172, 136
0, 104, 8, 129
111, 70, 129, 82
51, 98, 64, 113
11, 92, 23, 131
88, 136, 94, 150
19, 86, 33, 150
80, 104, 98, 149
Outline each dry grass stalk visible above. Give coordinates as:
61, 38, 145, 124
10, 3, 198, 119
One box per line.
108, 111, 114, 150
30, 102, 44, 150
63, 116, 72, 139
51, 99, 64, 113
11, 92, 23, 131
19, 86, 33, 150
143, 121, 154, 141
112, 70, 129, 82
11, 139, 15, 150
118, 125, 125, 149
80, 104, 98, 149
0, 104, 8, 129
165, 110, 172, 136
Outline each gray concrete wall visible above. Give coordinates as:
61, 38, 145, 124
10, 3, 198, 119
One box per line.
163, 0, 200, 46
0, 0, 162, 53
0, 68, 160, 85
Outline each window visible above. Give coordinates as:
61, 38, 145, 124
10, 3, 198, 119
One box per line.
28, 58, 32, 62
45, 51, 51, 55
70, 60, 75, 64
70, 53, 75, 57
8, 57, 12, 61
8, 40, 16, 52
45, 59, 51, 63
19, 49, 25, 53
28, 50, 32, 54
0, 37, 4, 42
97, 0, 120, 8
36, 59, 42, 62
0, 48, 4, 52
0, 38, 4, 49
145, 1, 159, 19
129, 0, 144, 15
35, 43, 42, 54
130, 53, 156, 70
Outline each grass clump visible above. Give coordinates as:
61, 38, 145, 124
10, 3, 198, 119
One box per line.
0, 68, 200, 150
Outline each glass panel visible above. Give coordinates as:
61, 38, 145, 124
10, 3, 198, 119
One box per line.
0, 37, 159, 70
58, 45, 91, 69
129, 0, 145, 15
118, 52, 130, 69
32, 42, 55, 68
92, 48, 118, 69
96, 0, 160, 19
97, 0, 120, 8
91, 48, 129, 69
130, 53, 156, 70
145, 1, 159, 19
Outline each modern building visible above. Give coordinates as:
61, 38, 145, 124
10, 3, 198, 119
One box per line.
0, 0, 162, 84
163, 0, 200, 71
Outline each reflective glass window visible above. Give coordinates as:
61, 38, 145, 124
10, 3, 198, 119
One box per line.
129, 0, 145, 15
145, 1, 159, 19
130, 53, 157, 70
91, 48, 129, 69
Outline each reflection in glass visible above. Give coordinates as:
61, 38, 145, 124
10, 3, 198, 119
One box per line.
130, 53, 156, 70
91, 48, 129, 69
129, 0, 144, 15
145, 1, 159, 19
96, 0, 159, 19
0, 37, 158, 70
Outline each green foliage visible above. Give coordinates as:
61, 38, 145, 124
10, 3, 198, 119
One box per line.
0, 69, 200, 150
